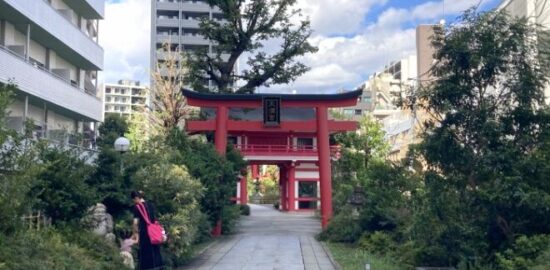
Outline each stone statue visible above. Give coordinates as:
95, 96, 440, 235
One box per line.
87, 203, 115, 243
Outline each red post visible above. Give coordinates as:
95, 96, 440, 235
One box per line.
240, 175, 248, 205
212, 105, 228, 236
288, 162, 296, 211
279, 166, 288, 211
252, 165, 259, 179
316, 106, 333, 229
215, 106, 228, 154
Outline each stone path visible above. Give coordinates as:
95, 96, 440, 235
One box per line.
180, 204, 336, 270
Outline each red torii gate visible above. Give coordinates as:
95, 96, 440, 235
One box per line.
182, 89, 361, 232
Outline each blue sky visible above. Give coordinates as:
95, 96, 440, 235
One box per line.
99, 0, 502, 93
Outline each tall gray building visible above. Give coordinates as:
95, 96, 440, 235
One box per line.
0, 0, 104, 148
150, 0, 223, 86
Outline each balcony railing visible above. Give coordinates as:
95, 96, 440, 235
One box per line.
234, 144, 340, 157
0, 44, 98, 99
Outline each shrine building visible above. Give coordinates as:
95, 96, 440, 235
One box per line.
182, 89, 361, 229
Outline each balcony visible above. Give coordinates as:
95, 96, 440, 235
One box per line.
181, 34, 210, 45
157, 34, 180, 44
156, 18, 180, 27
1, 0, 103, 69
180, 19, 201, 28
0, 45, 102, 121
157, 1, 180, 10
181, 1, 212, 13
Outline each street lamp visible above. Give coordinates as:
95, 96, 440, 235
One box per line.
114, 136, 130, 173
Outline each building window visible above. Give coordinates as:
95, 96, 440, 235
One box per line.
343, 109, 353, 115
106, 88, 111, 93
355, 109, 362, 116
227, 136, 238, 145
297, 138, 313, 147
298, 182, 317, 198
106, 97, 111, 102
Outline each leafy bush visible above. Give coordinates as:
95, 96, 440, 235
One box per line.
239, 204, 251, 216
358, 231, 396, 255
318, 211, 362, 243
166, 130, 246, 230
0, 83, 39, 233
31, 146, 98, 224
495, 235, 550, 270
133, 151, 204, 266
221, 205, 241, 234
0, 228, 127, 270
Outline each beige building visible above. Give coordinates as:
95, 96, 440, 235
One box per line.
102, 80, 149, 119
0, 0, 104, 148
384, 24, 439, 163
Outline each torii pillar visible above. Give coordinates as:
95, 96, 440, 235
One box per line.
316, 106, 333, 229
212, 105, 228, 236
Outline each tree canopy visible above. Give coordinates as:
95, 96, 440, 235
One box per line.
186, 0, 318, 94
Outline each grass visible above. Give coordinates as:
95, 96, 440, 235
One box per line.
325, 242, 403, 270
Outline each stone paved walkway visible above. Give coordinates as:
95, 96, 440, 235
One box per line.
180, 204, 335, 270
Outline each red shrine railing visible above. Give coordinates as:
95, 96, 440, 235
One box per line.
234, 144, 340, 157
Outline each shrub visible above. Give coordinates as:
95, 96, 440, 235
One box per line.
358, 231, 396, 255
0, 228, 127, 270
221, 205, 241, 234
318, 211, 362, 243
239, 204, 251, 216
495, 235, 550, 270
133, 154, 204, 265
31, 146, 98, 224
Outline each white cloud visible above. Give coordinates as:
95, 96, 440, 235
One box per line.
98, 0, 150, 86
294, 0, 387, 35
272, 0, 498, 93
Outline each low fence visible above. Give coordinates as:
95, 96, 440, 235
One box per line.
22, 211, 51, 230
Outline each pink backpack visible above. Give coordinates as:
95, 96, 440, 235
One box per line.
136, 203, 167, 245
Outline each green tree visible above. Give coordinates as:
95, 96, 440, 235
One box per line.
187, 0, 318, 93
150, 43, 191, 133
125, 112, 149, 152
0, 83, 39, 233
404, 9, 550, 266
334, 115, 389, 167
166, 130, 246, 231
31, 146, 97, 224
93, 114, 130, 218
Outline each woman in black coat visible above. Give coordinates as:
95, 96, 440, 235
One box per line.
131, 191, 164, 270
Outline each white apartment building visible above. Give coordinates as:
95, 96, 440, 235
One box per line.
498, 0, 550, 103
102, 80, 148, 118
0, 0, 104, 147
